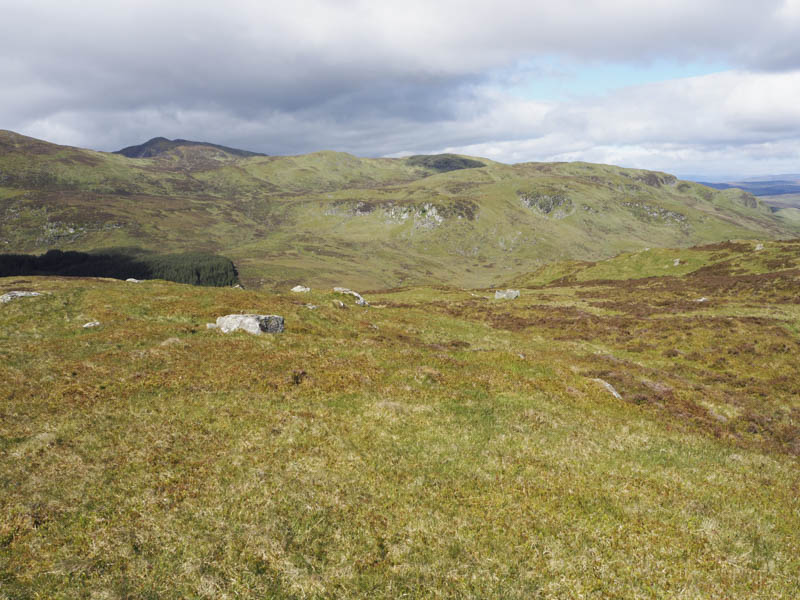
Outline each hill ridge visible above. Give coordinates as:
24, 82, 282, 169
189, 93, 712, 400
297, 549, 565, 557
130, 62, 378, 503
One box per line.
114, 136, 268, 158
1, 130, 798, 289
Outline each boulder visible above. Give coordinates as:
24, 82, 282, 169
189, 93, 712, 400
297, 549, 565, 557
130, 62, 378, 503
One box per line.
1, 291, 41, 304
494, 289, 520, 300
215, 314, 284, 334
333, 287, 368, 306
291, 285, 311, 293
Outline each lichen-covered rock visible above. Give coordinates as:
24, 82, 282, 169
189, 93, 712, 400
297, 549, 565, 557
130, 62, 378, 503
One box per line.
333, 287, 368, 306
494, 289, 520, 300
291, 285, 310, 293
1, 291, 41, 303
215, 314, 284, 334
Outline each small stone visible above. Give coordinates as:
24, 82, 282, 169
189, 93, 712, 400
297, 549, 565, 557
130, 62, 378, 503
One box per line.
215, 314, 284, 334
754, 243, 764, 251
695, 297, 708, 303
82, 321, 101, 328
126, 278, 142, 283
592, 378, 622, 400
673, 258, 681, 266
1, 291, 41, 303
291, 285, 311, 293
206, 322, 218, 329
305, 304, 318, 310
495, 289, 520, 300
332, 300, 346, 309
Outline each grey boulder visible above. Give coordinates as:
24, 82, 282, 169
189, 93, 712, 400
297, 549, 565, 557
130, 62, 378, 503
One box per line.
215, 314, 284, 334
1, 291, 41, 303
494, 289, 520, 300
333, 287, 368, 306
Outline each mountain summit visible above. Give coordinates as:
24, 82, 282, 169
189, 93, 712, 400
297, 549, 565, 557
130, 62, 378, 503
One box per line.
114, 137, 267, 158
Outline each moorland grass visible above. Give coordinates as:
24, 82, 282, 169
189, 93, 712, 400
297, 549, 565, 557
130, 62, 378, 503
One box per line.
1, 241, 799, 598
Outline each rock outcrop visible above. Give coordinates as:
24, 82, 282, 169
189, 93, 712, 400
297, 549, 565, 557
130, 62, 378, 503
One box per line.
213, 314, 284, 334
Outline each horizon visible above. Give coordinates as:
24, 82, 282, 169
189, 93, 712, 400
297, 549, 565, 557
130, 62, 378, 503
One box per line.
7, 128, 797, 183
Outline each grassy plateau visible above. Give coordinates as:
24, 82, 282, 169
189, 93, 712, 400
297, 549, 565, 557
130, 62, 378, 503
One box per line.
2, 238, 799, 598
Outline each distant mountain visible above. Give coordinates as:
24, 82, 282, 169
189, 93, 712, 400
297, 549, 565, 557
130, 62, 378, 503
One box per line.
1, 129, 798, 289
114, 137, 267, 158
693, 175, 800, 197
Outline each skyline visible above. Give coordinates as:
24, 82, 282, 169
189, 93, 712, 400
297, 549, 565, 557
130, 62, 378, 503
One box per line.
3, 0, 800, 178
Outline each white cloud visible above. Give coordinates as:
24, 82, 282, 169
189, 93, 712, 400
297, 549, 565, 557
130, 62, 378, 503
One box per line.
437, 70, 800, 175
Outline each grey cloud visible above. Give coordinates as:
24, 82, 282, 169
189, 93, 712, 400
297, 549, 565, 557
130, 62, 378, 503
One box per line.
3, 0, 800, 177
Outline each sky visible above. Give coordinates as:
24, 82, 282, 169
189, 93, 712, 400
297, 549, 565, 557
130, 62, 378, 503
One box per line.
2, 0, 800, 178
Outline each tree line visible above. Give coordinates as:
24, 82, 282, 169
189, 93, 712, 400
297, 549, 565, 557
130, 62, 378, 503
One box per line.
0, 249, 239, 287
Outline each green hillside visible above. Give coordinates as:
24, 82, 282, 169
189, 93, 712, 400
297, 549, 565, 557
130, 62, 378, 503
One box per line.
2, 240, 799, 597
1, 130, 797, 289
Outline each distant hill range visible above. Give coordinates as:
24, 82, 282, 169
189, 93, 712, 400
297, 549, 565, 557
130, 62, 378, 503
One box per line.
695, 176, 800, 197
115, 137, 267, 158
1, 129, 799, 289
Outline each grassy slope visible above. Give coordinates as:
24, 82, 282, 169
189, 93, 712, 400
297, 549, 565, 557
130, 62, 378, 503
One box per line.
1, 241, 799, 598
2, 130, 798, 290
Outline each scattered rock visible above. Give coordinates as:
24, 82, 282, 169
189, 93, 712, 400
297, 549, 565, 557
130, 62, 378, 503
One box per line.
82, 321, 101, 328
332, 300, 347, 309
673, 258, 681, 266
754, 243, 764, 251
592, 378, 622, 400
1, 291, 41, 303
206, 322, 218, 329
695, 297, 709, 303
334, 287, 368, 306
126, 278, 142, 283
305, 304, 318, 310
495, 289, 520, 300
215, 314, 284, 334
291, 285, 311, 293
233, 284, 244, 289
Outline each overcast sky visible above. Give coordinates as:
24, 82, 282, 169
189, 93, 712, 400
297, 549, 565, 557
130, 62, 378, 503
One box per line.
3, 0, 800, 177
